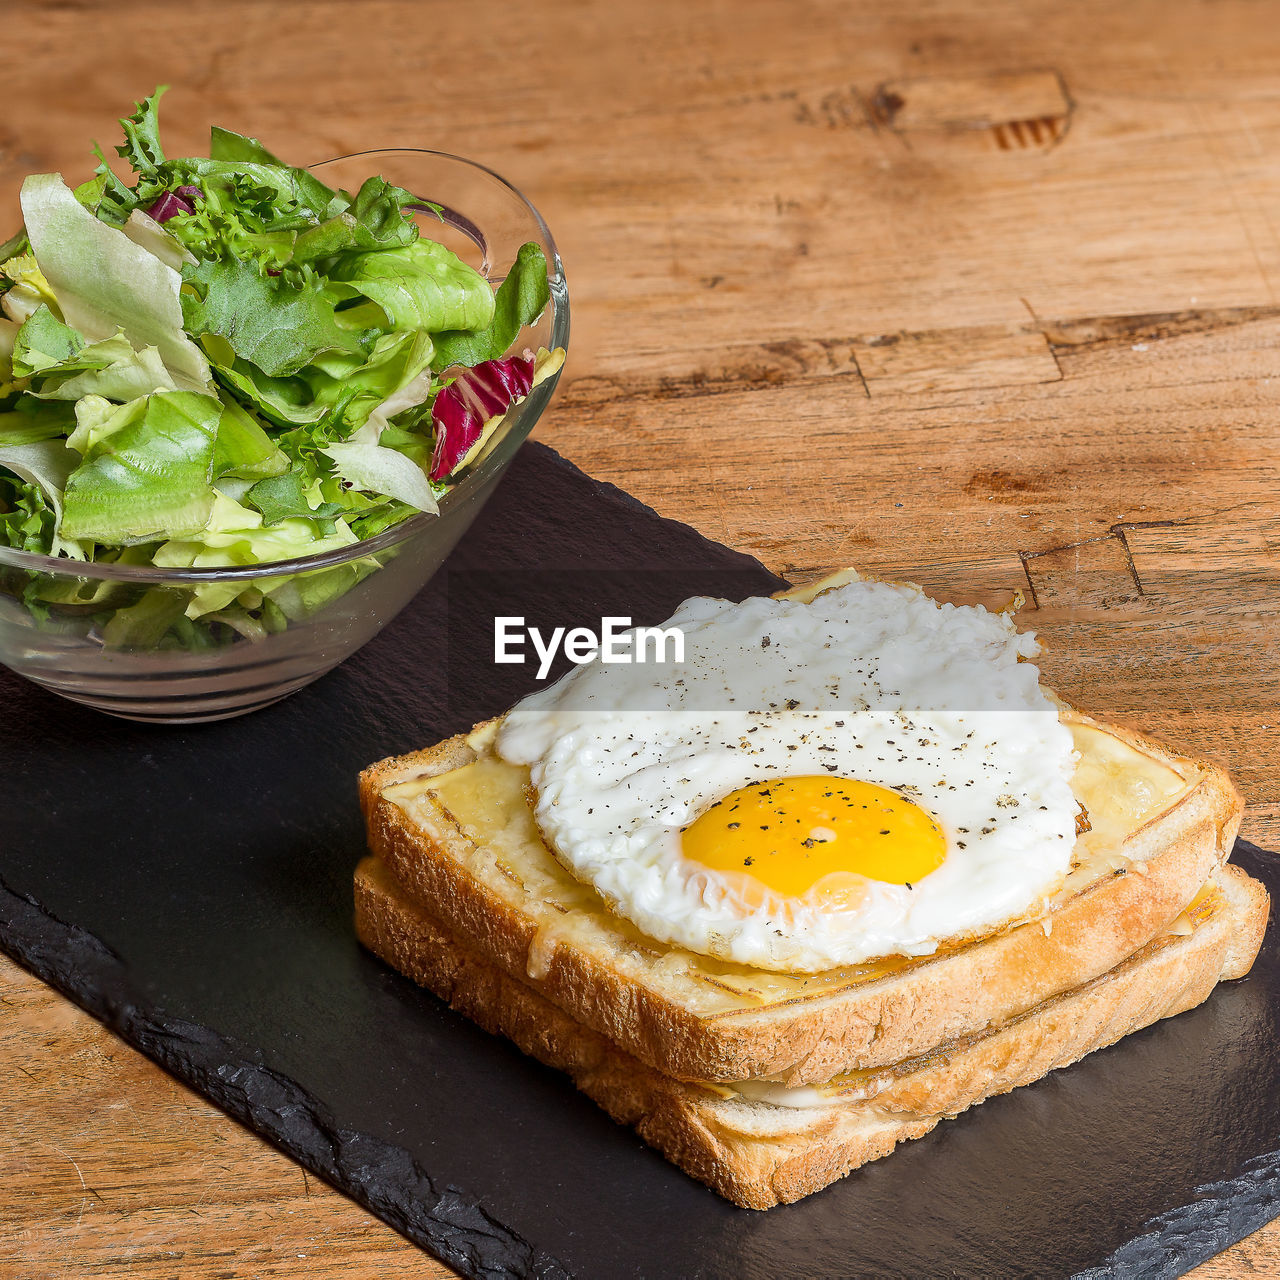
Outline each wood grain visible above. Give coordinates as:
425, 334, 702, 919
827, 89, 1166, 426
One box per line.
0, 954, 451, 1280
3, 0, 1280, 1273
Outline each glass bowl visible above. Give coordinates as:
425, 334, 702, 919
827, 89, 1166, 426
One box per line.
0, 149, 569, 722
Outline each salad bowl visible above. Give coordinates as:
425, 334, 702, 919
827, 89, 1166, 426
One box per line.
0, 147, 569, 722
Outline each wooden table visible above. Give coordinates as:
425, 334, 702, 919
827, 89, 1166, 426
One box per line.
4, 0, 1279, 1273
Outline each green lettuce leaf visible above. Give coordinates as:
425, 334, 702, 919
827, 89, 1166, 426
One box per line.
302, 328, 434, 431
213, 396, 289, 480
0, 227, 31, 265
274, 178, 425, 266
20, 173, 212, 392
0, 315, 19, 396
208, 125, 288, 167
0, 438, 83, 557
19, 323, 131, 377
88, 142, 140, 226
0, 475, 57, 554
260, 561, 370, 622
430, 242, 549, 370
188, 135, 419, 266
42, 344, 178, 403
0, 399, 77, 445
116, 93, 336, 228
338, 177, 427, 252
328, 240, 494, 332
243, 469, 344, 525
207, 350, 335, 427
12, 306, 84, 375
181, 253, 367, 377
202, 327, 433, 445
73, 173, 112, 216
59, 390, 222, 543
199, 603, 269, 643
115, 86, 168, 177
188, 135, 343, 223
67, 394, 139, 455
158, 161, 345, 262
12, 319, 178, 405
348, 499, 417, 539
152, 490, 358, 617
101, 587, 189, 649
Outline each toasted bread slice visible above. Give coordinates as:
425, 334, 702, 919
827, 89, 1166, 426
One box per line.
355, 856, 1268, 1209
360, 707, 1241, 1084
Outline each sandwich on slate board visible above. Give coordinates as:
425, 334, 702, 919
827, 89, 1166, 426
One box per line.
354, 571, 1268, 1208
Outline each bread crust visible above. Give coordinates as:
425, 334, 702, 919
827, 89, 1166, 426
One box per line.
354, 856, 1268, 1209
360, 711, 1243, 1084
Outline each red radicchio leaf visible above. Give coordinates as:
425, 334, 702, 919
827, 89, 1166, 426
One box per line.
145, 190, 195, 223
429, 353, 535, 480
174, 185, 203, 203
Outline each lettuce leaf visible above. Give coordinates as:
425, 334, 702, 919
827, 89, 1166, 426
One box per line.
321, 427, 438, 513
209, 125, 289, 167
173, 130, 419, 266
0, 399, 76, 445
116, 86, 168, 178
298, 328, 434, 436
0, 438, 83, 556
41, 344, 178, 403
12, 315, 178, 404
123, 209, 196, 271
201, 326, 434, 445
213, 396, 289, 480
59, 390, 222, 543
12, 305, 83, 374
67, 394, 141, 455
430, 242, 550, 371
206, 350, 336, 427
0, 315, 19, 397
288, 180, 426, 264
243, 469, 344, 524
0, 227, 30, 265
118, 94, 339, 224
328, 240, 494, 332
100, 588, 191, 649
0, 475, 58, 554
181, 253, 367, 377
88, 142, 140, 226
152, 490, 359, 617
21, 173, 212, 392
1, 254, 60, 326
347, 499, 417, 539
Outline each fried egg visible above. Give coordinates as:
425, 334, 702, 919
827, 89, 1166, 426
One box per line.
496, 578, 1079, 972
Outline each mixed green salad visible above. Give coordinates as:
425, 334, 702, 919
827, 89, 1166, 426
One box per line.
0, 89, 563, 647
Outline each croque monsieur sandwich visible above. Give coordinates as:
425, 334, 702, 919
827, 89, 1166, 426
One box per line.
355, 572, 1267, 1209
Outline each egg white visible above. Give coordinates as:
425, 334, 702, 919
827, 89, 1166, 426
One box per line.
496, 580, 1079, 972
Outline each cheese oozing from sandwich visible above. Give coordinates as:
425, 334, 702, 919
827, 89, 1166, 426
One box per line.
496, 579, 1079, 972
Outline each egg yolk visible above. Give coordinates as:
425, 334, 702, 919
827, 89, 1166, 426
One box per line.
681, 776, 946, 899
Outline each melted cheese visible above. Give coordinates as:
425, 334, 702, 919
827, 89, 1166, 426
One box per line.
717, 878, 1224, 1111
383, 714, 1199, 1018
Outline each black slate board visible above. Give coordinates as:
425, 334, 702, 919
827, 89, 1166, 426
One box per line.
3, 440, 1279, 1280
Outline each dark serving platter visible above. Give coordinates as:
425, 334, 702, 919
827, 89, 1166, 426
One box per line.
2, 441, 1277, 1279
